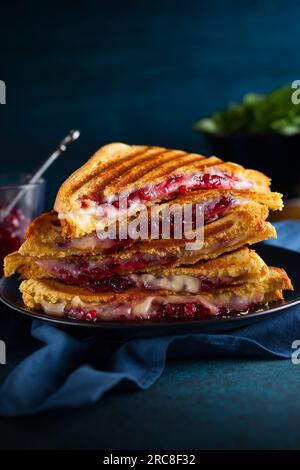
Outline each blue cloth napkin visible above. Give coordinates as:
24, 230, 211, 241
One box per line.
0, 220, 299, 416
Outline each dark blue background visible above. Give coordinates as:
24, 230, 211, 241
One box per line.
1, 0, 299, 207
1, 1, 300, 450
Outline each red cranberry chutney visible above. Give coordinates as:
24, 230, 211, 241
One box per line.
37, 253, 177, 284
76, 273, 232, 293
80, 171, 254, 208
65, 300, 261, 322
0, 206, 30, 276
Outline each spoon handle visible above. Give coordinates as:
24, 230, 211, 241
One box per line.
1, 129, 80, 220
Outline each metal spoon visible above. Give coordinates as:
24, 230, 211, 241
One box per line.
1, 129, 80, 220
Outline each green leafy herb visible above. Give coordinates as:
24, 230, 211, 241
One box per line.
193, 85, 300, 136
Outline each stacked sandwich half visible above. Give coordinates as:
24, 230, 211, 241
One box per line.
4, 143, 292, 321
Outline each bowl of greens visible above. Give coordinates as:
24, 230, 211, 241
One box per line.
193, 86, 300, 198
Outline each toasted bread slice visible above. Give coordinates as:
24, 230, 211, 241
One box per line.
4, 252, 46, 279
56, 187, 282, 239
54, 143, 274, 237
6, 203, 276, 282
20, 267, 293, 320
17, 200, 274, 258
5, 247, 268, 295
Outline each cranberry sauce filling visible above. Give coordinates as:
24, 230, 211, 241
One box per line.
125, 173, 246, 208
64, 302, 214, 322
66, 307, 98, 322
37, 253, 177, 284
60, 195, 237, 253
85, 275, 136, 292
84, 274, 233, 293
155, 302, 213, 319
164, 195, 236, 234
154, 300, 261, 320
0, 205, 31, 276
63, 300, 261, 322
202, 195, 236, 224
80, 171, 253, 209
55, 236, 133, 253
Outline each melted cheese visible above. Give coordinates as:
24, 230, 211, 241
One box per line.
41, 300, 66, 316
132, 297, 154, 315
39, 292, 265, 320
137, 274, 201, 293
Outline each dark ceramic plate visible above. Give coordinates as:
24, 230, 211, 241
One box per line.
0, 245, 299, 338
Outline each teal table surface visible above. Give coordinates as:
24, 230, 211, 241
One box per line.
1, 357, 300, 450
0, 307, 300, 450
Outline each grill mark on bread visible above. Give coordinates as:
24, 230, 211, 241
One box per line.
55, 143, 272, 221
104, 155, 221, 197
109, 150, 187, 192
58, 145, 148, 200
93, 149, 187, 195
74, 146, 159, 196
164, 160, 241, 180
173, 156, 224, 172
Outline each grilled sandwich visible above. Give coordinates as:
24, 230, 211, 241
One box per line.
18, 187, 281, 257
5, 246, 267, 289
5, 204, 276, 280
3, 143, 292, 322
54, 143, 280, 238
20, 266, 292, 321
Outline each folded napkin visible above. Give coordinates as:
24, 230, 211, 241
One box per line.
0, 220, 299, 416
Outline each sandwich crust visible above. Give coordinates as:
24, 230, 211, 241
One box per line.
54, 143, 272, 237
4, 252, 50, 279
